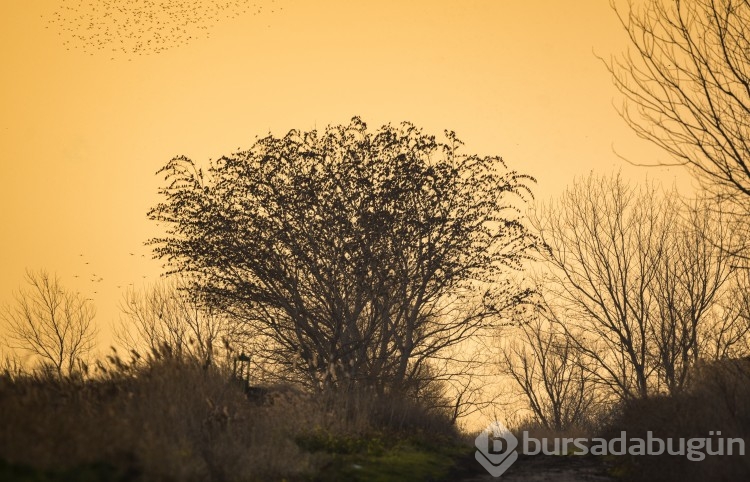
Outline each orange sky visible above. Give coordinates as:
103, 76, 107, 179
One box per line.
0, 0, 695, 354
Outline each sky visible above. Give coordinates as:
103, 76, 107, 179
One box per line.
0, 0, 694, 355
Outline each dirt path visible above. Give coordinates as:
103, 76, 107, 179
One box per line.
454, 453, 618, 481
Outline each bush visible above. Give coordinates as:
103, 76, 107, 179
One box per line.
603, 358, 750, 481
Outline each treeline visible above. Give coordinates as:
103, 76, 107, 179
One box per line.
501, 0, 750, 479
503, 174, 750, 429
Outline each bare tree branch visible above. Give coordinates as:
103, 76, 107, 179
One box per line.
535, 173, 738, 400
605, 0, 750, 213
2, 270, 97, 377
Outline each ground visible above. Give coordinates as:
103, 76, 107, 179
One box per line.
454, 453, 618, 482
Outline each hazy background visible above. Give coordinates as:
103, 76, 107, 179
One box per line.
0, 0, 693, 352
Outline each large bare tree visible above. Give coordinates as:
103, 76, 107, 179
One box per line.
148, 118, 540, 394
536, 173, 736, 399
606, 0, 750, 209
1, 270, 97, 377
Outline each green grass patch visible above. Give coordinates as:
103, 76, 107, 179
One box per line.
299, 432, 472, 482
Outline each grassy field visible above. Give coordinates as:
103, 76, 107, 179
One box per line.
0, 349, 474, 482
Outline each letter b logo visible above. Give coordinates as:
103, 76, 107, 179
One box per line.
475, 421, 519, 477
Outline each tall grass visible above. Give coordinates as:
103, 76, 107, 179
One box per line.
0, 347, 461, 481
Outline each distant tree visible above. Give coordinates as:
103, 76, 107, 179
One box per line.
501, 301, 597, 431
536, 173, 736, 399
1, 270, 97, 377
702, 267, 750, 359
650, 194, 737, 392
149, 117, 540, 393
117, 277, 251, 369
606, 0, 750, 211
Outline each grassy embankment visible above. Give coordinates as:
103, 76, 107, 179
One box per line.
0, 349, 475, 482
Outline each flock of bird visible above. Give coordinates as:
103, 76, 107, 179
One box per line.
45, 0, 281, 58
72, 252, 151, 301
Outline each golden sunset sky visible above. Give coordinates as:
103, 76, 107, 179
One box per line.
0, 0, 694, 353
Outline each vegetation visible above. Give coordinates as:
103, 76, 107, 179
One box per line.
148, 117, 539, 410
1, 270, 97, 378
603, 357, 750, 481
2, 2, 750, 482
496, 0, 750, 478
3, 88, 750, 480
116, 278, 248, 370
0, 348, 470, 482
4, 119, 536, 481
606, 0, 750, 210
533, 174, 743, 399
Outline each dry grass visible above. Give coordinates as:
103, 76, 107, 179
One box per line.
0, 348, 460, 481
0, 353, 312, 480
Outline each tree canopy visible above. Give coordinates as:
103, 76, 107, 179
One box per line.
149, 117, 539, 392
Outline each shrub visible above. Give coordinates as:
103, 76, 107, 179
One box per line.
602, 357, 750, 481
0, 348, 463, 481
0, 351, 317, 481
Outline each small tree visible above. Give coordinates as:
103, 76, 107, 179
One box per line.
501, 304, 596, 431
1, 270, 97, 377
117, 277, 250, 369
650, 195, 736, 392
149, 117, 540, 393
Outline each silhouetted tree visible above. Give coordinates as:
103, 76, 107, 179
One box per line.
1, 270, 97, 377
703, 267, 750, 359
606, 0, 750, 209
117, 277, 251, 369
501, 301, 597, 431
651, 194, 737, 392
535, 173, 736, 399
149, 117, 539, 393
